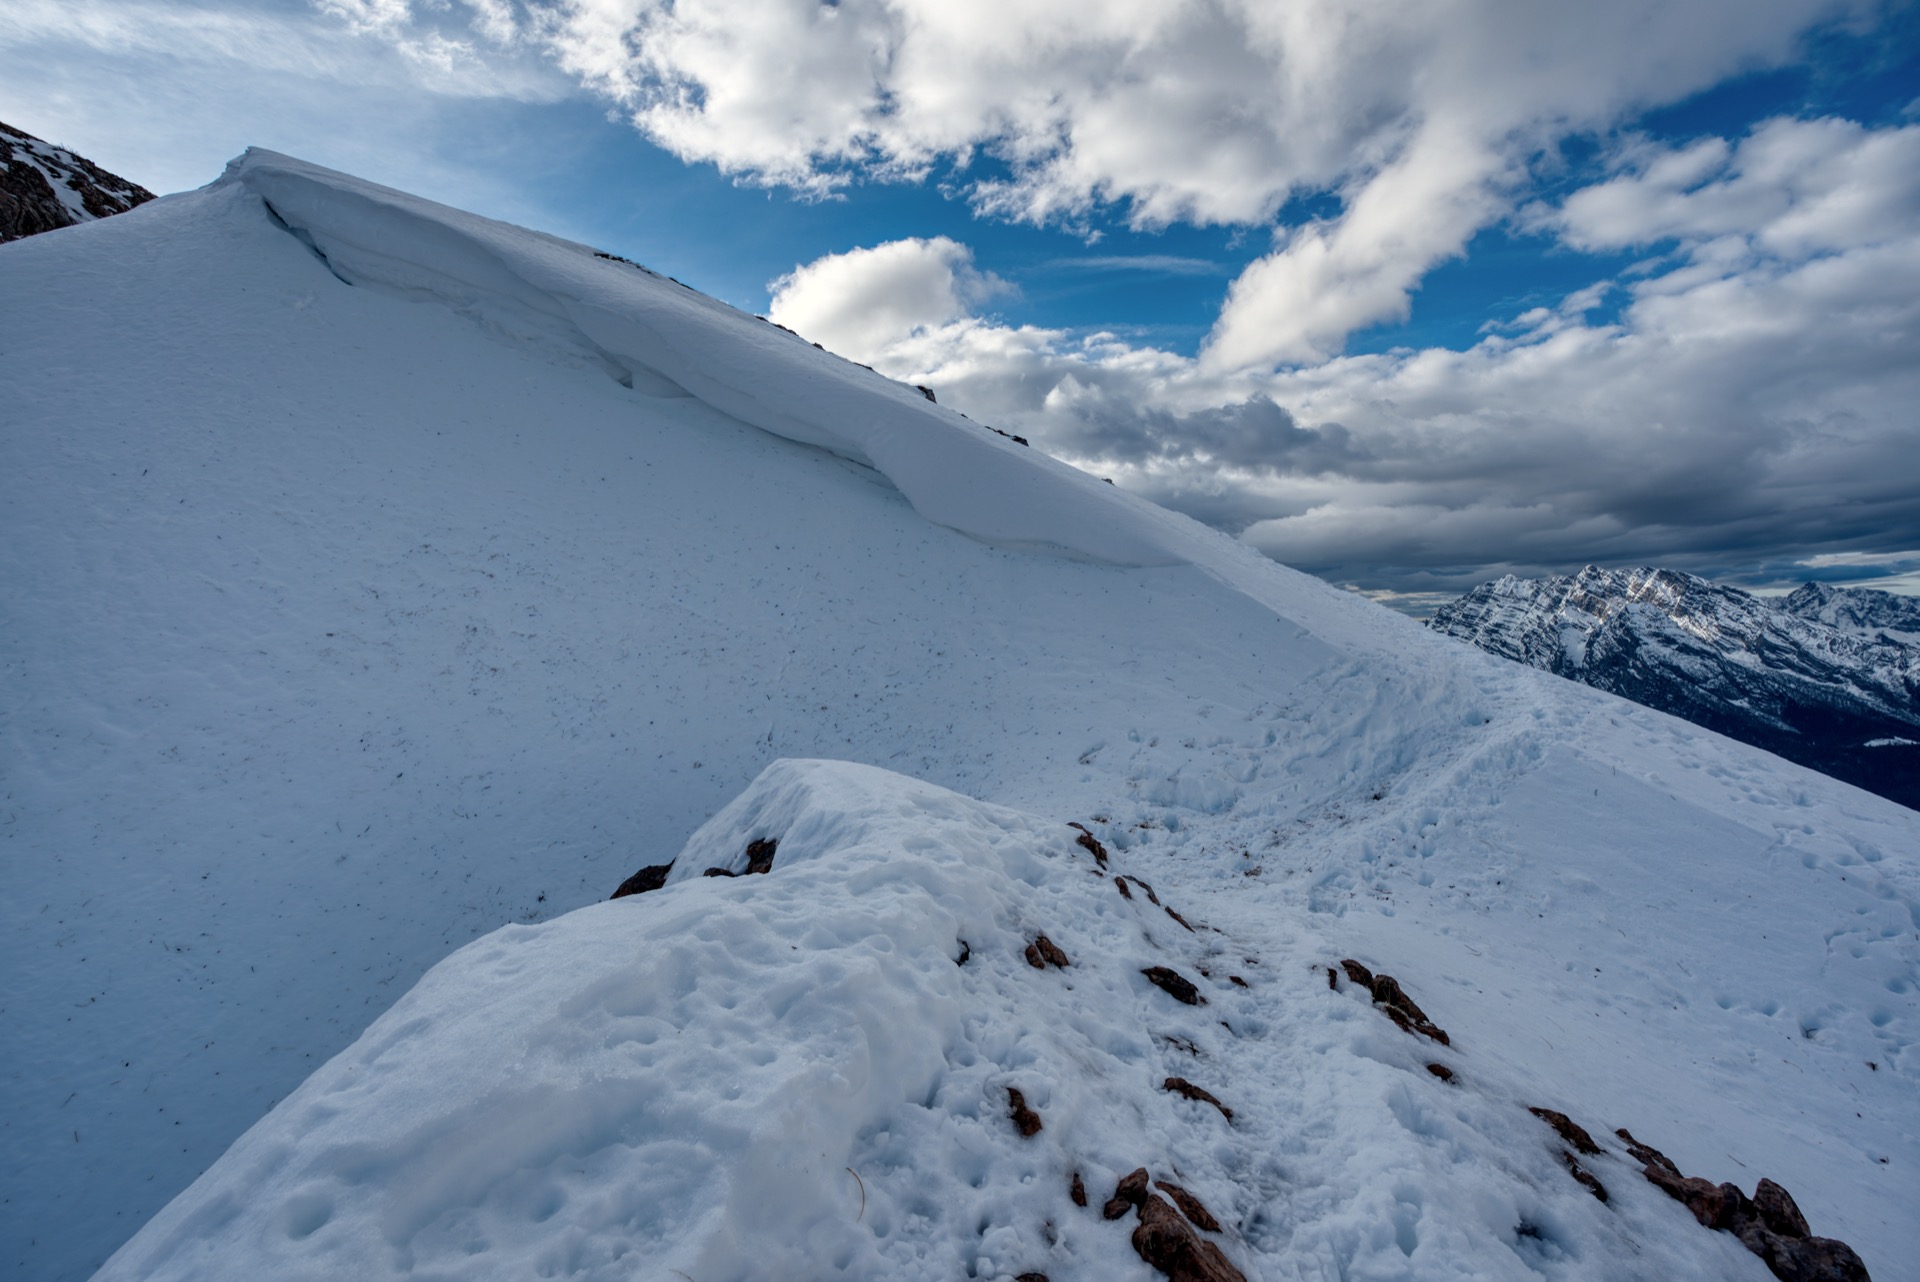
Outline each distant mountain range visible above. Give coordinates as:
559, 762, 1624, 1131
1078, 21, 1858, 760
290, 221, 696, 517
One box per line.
1, 120, 153, 244
1430, 566, 1920, 809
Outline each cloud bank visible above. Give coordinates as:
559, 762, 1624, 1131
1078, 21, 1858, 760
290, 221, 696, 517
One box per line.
314, 0, 1879, 365
766, 117, 1920, 597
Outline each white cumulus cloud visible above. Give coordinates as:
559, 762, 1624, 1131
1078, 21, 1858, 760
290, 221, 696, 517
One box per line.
318, 0, 1879, 363
766, 116, 1920, 596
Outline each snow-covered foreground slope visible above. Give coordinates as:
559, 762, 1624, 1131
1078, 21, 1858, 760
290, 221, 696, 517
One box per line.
3, 154, 1915, 1280
95, 760, 1823, 1282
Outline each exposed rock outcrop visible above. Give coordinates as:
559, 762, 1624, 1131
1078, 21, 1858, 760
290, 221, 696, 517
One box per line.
1131, 1194, 1246, 1282
609, 863, 673, 899
1142, 966, 1205, 1005
2, 121, 154, 244
1616, 1129, 1870, 1282
1163, 1077, 1232, 1120
1336, 959, 1449, 1044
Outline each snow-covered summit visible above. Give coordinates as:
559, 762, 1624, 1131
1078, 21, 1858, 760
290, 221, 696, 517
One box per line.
1782, 582, 1920, 646
1428, 566, 1920, 809
0, 121, 153, 243
3, 155, 1915, 1281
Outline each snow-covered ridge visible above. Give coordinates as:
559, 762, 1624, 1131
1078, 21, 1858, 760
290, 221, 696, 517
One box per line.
224, 150, 1201, 569
94, 761, 1824, 1282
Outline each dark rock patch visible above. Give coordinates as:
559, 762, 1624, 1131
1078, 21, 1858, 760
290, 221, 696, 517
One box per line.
1131, 1194, 1247, 1282
2, 121, 156, 244
1165, 907, 1196, 931
1560, 1150, 1608, 1202
1127, 877, 1163, 906
1154, 1180, 1222, 1232
1326, 966, 1340, 990
956, 939, 971, 966
1026, 935, 1071, 969
914, 384, 937, 402
1425, 1062, 1455, 1083
1104, 1167, 1151, 1219
1143, 967, 1205, 1005
1753, 1179, 1810, 1239
1615, 1129, 1871, 1282
1528, 1107, 1605, 1156
1227, 975, 1248, 988
744, 837, 778, 874
701, 867, 737, 878
1368, 974, 1450, 1045
1116, 878, 1134, 900
1016, 1274, 1049, 1282
609, 863, 672, 899
1070, 1172, 1087, 1207
1163, 1077, 1232, 1121
1338, 961, 1449, 1044
1068, 822, 1110, 868
1007, 1087, 1043, 1137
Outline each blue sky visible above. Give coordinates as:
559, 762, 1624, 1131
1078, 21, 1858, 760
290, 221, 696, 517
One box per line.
4, 0, 1917, 610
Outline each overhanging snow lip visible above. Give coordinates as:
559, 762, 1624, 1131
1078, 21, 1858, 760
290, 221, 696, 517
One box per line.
215, 147, 1199, 570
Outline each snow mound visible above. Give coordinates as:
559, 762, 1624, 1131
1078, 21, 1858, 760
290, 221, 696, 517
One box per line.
225, 150, 1199, 568
98, 761, 1792, 1282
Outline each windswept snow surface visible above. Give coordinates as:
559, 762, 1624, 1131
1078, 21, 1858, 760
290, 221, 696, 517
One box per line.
95, 761, 1798, 1282
3, 153, 1916, 1280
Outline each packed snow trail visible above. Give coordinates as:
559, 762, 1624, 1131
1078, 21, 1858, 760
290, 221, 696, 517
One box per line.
1, 154, 1914, 1280
93, 761, 1805, 1282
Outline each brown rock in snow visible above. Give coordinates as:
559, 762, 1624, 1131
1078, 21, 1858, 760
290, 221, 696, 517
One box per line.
1154, 1180, 1222, 1232
1560, 1150, 1608, 1202
1142, 967, 1205, 1005
744, 837, 778, 874
1367, 973, 1450, 1045
1068, 822, 1109, 867
1131, 1195, 1246, 1282
1614, 1128, 1871, 1282
1025, 935, 1071, 969
1163, 1077, 1232, 1120
609, 864, 672, 899
1007, 1087, 1043, 1137
1104, 1166, 1151, 1219
1528, 1107, 1605, 1156
1070, 1172, 1087, 1207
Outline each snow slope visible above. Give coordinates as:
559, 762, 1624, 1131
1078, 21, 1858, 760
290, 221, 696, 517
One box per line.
95, 760, 1815, 1282
3, 154, 1916, 1281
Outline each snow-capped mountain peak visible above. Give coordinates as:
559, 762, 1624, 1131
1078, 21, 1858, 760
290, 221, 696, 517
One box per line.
1430, 565, 1920, 809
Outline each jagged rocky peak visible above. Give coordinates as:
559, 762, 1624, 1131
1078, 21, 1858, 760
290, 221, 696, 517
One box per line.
1, 121, 155, 244
1431, 566, 1920, 810
1782, 580, 1920, 642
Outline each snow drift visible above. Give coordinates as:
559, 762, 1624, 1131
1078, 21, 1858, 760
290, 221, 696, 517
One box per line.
94, 761, 1822, 1282
232, 149, 1201, 569
2, 152, 1915, 1281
